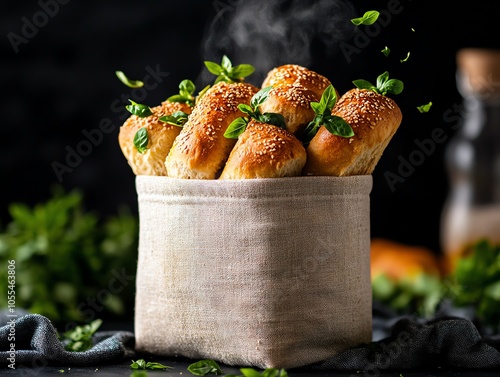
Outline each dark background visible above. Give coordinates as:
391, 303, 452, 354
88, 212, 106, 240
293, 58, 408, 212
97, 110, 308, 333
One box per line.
1, 0, 500, 255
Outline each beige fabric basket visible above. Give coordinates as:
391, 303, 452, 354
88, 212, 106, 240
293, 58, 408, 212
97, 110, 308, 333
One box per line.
134, 175, 372, 369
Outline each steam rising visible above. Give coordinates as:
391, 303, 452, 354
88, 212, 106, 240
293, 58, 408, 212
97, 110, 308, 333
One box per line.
200, 0, 356, 85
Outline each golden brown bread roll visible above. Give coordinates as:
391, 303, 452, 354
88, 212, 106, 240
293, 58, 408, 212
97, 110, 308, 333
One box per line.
261, 64, 331, 99
219, 120, 306, 179
258, 84, 318, 135
118, 101, 191, 176
303, 88, 402, 176
165, 82, 259, 179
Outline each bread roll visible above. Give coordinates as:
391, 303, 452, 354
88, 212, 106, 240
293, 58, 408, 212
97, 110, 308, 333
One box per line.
303, 88, 402, 176
118, 101, 191, 176
258, 84, 318, 135
165, 82, 259, 179
219, 120, 306, 179
261, 64, 331, 99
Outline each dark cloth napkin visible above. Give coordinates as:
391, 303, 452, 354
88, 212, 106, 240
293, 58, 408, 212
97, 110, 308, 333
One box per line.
1, 311, 500, 371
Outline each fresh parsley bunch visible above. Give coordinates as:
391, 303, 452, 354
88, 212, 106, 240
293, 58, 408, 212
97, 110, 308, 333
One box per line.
353, 71, 404, 96
302, 85, 354, 144
204, 55, 255, 84
224, 86, 286, 139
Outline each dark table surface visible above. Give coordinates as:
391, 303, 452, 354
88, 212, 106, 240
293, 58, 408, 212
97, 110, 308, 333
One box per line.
2, 356, 499, 377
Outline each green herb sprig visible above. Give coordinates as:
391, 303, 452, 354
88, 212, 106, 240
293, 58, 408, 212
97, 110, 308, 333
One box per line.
187, 360, 224, 376
204, 55, 255, 84
167, 79, 211, 107
126, 100, 153, 118
351, 10, 380, 26
61, 319, 102, 352
225, 367, 288, 377
115, 71, 144, 88
302, 85, 354, 144
130, 359, 172, 370
353, 71, 404, 96
133, 128, 149, 153
224, 86, 286, 139
417, 102, 432, 113
159, 111, 189, 127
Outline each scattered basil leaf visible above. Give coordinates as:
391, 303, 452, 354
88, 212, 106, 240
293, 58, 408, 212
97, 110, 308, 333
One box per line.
239, 368, 288, 377
411, 27, 415, 32
62, 319, 102, 352
204, 55, 255, 84
58, 370, 65, 373
224, 117, 249, 139
237, 103, 254, 115
196, 84, 211, 104
116, 71, 144, 88
133, 128, 149, 154
159, 111, 189, 127
417, 102, 432, 113
126, 100, 153, 117
353, 72, 404, 96
259, 113, 286, 129
187, 359, 223, 376
302, 84, 353, 144
130, 359, 172, 370
351, 10, 380, 26
400, 51, 411, 63
381, 46, 391, 57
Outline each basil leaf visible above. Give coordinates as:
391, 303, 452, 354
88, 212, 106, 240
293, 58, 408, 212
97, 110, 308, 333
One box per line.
240, 368, 264, 377
145, 362, 172, 370
62, 319, 102, 352
167, 94, 189, 103
126, 100, 153, 117
382, 79, 404, 95
351, 10, 380, 26
310, 101, 324, 115
224, 117, 248, 139
221, 55, 232, 71
376, 71, 389, 89
251, 86, 273, 109
319, 85, 337, 113
130, 372, 148, 377
417, 101, 432, 113
187, 360, 223, 376
381, 46, 391, 57
204, 61, 224, 75
238, 103, 253, 115
352, 79, 376, 91
400, 51, 410, 63
196, 85, 211, 104
259, 112, 286, 129
179, 79, 196, 95
115, 71, 144, 88
159, 111, 189, 127
323, 115, 354, 138
230, 64, 256, 79
133, 128, 149, 153
302, 120, 321, 144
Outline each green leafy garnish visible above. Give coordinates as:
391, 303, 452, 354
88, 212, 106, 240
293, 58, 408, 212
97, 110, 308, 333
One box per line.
126, 100, 153, 118
400, 52, 410, 63
115, 71, 144, 88
351, 10, 379, 26
225, 367, 288, 377
62, 319, 102, 352
353, 71, 404, 96
302, 85, 354, 144
417, 102, 432, 113
133, 127, 149, 154
381, 46, 391, 57
167, 79, 196, 106
159, 111, 189, 127
204, 55, 255, 84
130, 359, 172, 370
58, 370, 65, 373
187, 360, 223, 376
450, 239, 500, 330
224, 86, 286, 139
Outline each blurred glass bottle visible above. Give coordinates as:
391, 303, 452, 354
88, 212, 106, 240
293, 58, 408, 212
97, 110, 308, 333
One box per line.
441, 48, 500, 274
